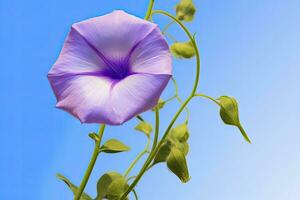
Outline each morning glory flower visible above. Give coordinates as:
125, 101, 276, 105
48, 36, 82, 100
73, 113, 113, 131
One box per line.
48, 10, 172, 125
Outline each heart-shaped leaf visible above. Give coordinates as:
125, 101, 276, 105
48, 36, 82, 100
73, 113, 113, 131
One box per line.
100, 139, 130, 153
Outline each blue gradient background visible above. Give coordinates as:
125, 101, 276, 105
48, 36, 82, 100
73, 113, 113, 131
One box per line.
1, 0, 300, 199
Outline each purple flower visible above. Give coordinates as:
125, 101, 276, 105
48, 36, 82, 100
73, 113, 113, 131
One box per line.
48, 10, 172, 125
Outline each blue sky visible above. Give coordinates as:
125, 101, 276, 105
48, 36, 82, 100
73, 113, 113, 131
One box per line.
1, 0, 300, 199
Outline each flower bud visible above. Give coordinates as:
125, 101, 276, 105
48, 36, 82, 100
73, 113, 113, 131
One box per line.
218, 96, 251, 143
170, 41, 195, 59
175, 0, 196, 22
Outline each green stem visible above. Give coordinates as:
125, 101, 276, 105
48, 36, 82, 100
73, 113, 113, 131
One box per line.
162, 20, 175, 33
151, 106, 160, 151
153, 10, 201, 95
120, 97, 193, 200
163, 32, 178, 43
144, 0, 155, 20
120, 10, 201, 200
194, 93, 221, 106
124, 138, 150, 178
74, 124, 106, 200
165, 95, 177, 103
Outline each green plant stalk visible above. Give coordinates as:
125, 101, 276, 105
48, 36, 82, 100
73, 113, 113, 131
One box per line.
194, 93, 221, 106
120, 10, 201, 199
144, 0, 155, 20
151, 106, 160, 150
74, 124, 106, 200
124, 137, 150, 178
162, 20, 175, 33
163, 32, 178, 43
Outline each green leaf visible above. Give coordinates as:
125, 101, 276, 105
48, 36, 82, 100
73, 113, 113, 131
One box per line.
135, 121, 153, 137
56, 174, 92, 200
175, 0, 196, 22
218, 96, 251, 143
166, 148, 190, 183
100, 139, 130, 153
96, 172, 128, 200
170, 41, 195, 59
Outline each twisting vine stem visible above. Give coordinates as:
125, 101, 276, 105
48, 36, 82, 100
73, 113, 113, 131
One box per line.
120, 9, 201, 200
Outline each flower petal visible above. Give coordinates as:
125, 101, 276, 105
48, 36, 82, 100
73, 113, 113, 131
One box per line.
110, 74, 171, 124
129, 28, 172, 75
48, 75, 117, 123
72, 10, 157, 61
48, 28, 108, 76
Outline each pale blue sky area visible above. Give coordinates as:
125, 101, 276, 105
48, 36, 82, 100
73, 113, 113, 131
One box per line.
1, 0, 300, 199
